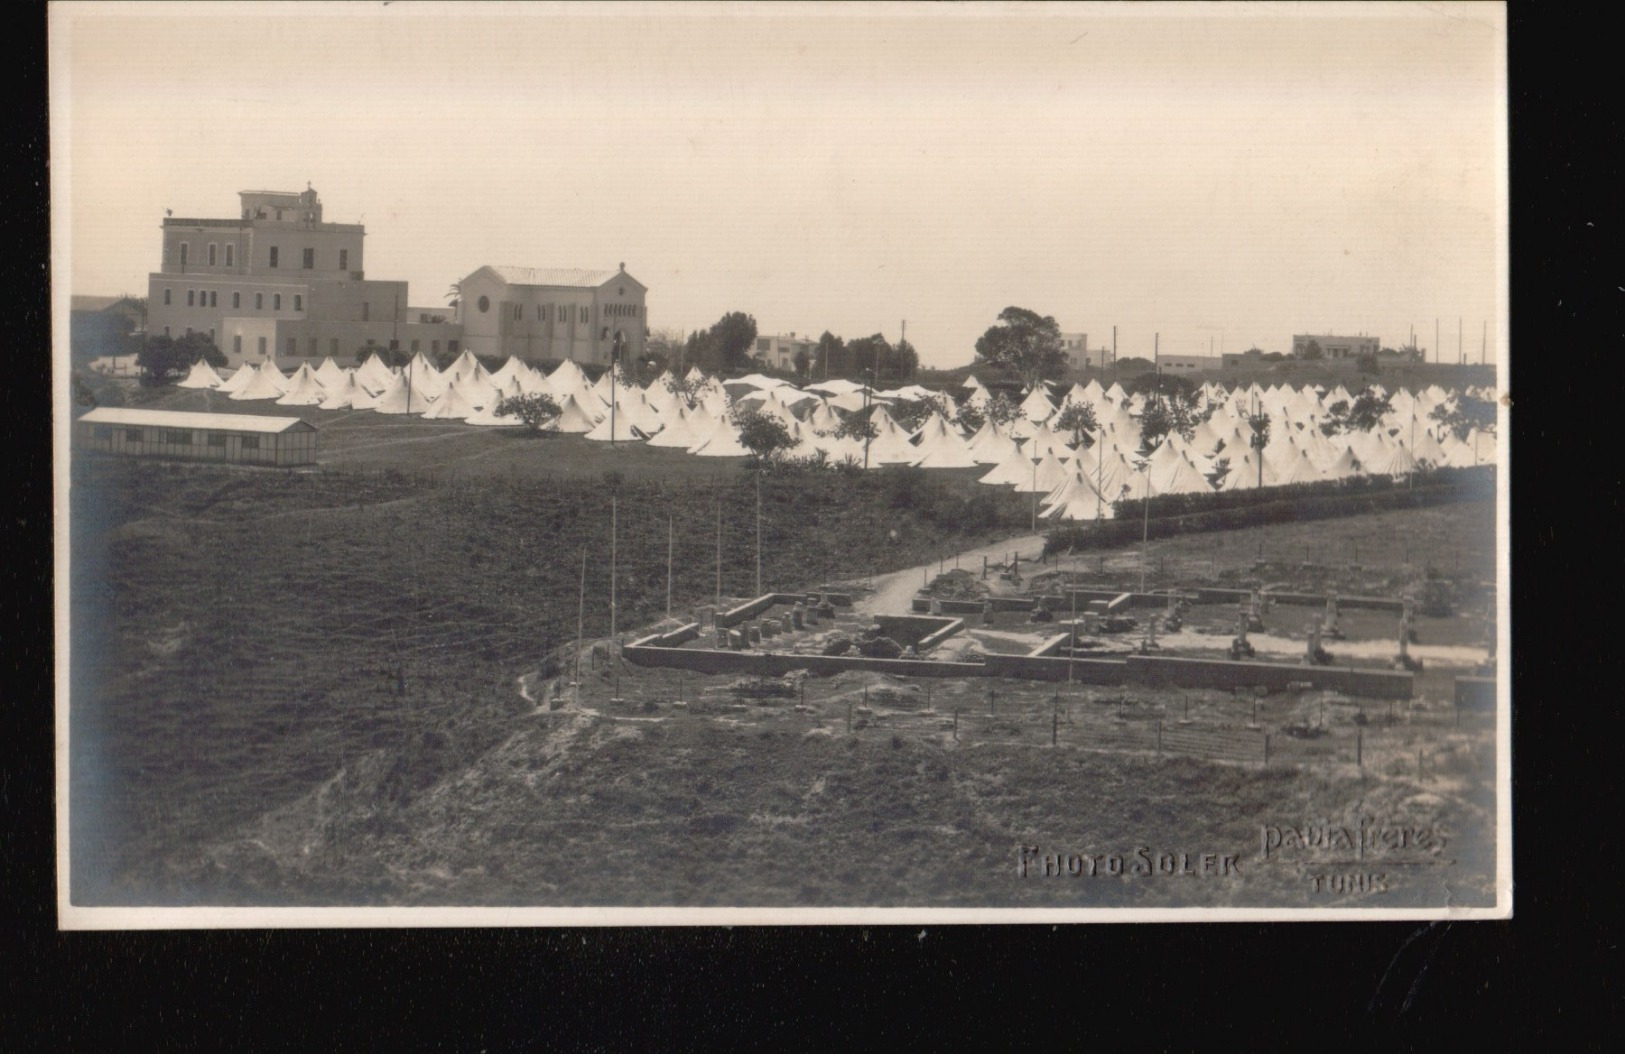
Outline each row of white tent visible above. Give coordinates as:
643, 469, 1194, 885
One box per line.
178, 355, 1491, 519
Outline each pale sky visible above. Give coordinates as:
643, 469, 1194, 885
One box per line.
52, 1, 1507, 367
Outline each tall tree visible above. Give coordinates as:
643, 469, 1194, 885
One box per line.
973, 307, 1067, 387
815, 331, 846, 379
708, 311, 758, 375
845, 334, 893, 384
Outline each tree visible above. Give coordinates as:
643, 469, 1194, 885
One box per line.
1356, 352, 1380, 375
1205, 455, 1231, 490
815, 331, 846, 378
1247, 409, 1271, 488
137, 332, 222, 386
732, 407, 795, 465
955, 402, 986, 434
493, 393, 563, 433
176, 331, 227, 369
646, 326, 686, 373
792, 346, 812, 380
983, 392, 1021, 427
1301, 339, 1325, 361
1114, 356, 1155, 376
708, 312, 759, 376
1321, 387, 1393, 435
1139, 397, 1175, 453
1430, 393, 1497, 440
973, 307, 1067, 387
445, 280, 462, 311
1053, 401, 1099, 451
846, 334, 893, 385
888, 395, 946, 432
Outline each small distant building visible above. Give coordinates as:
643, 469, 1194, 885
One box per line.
1220, 349, 1265, 370
1056, 332, 1114, 371
755, 333, 816, 372
75, 407, 318, 467
1292, 333, 1380, 360
456, 264, 646, 365
71, 295, 147, 338
1155, 353, 1221, 376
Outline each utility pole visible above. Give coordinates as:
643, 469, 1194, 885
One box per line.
1481, 320, 1487, 364
715, 494, 722, 607
1435, 318, 1439, 366
755, 468, 763, 595
574, 548, 586, 683
610, 493, 618, 641
666, 513, 674, 617
1458, 317, 1463, 365
1140, 464, 1152, 594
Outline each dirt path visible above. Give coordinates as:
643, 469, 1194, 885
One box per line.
859, 532, 1049, 616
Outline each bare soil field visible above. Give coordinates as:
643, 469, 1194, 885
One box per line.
66, 398, 1499, 909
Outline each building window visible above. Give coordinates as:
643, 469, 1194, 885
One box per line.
208, 244, 217, 266
163, 289, 172, 306
257, 337, 267, 356
240, 435, 260, 450
92, 426, 111, 440
536, 305, 543, 320
179, 243, 188, 270
294, 294, 303, 311
210, 291, 218, 307
302, 248, 315, 270
273, 294, 282, 310
388, 339, 399, 352
233, 335, 242, 354
557, 306, 565, 323
477, 296, 490, 314
165, 430, 191, 445
361, 302, 369, 322
207, 432, 227, 447
514, 304, 522, 320
225, 244, 234, 267
286, 338, 297, 357
256, 293, 264, 310
232, 292, 241, 309
187, 290, 195, 307
269, 246, 279, 268
126, 428, 144, 443
411, 339, 421, 353
448, 340, 459, 353
338, 249, 348, 271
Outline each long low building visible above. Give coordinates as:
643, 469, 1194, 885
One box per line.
75, 407, 317, 467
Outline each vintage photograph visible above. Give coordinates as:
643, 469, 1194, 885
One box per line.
52, 1, 1509, 925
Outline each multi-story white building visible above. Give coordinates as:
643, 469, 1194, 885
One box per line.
146, 186, 461, 367
455, 264, 647, 365
754, 333, 816, 372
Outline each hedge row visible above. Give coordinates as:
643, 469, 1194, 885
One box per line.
1043, 466, 1496, 556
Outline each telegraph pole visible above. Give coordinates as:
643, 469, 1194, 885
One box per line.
610, 493, 618, 641
666, 513, 674, 617
755, 468, 763, 595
